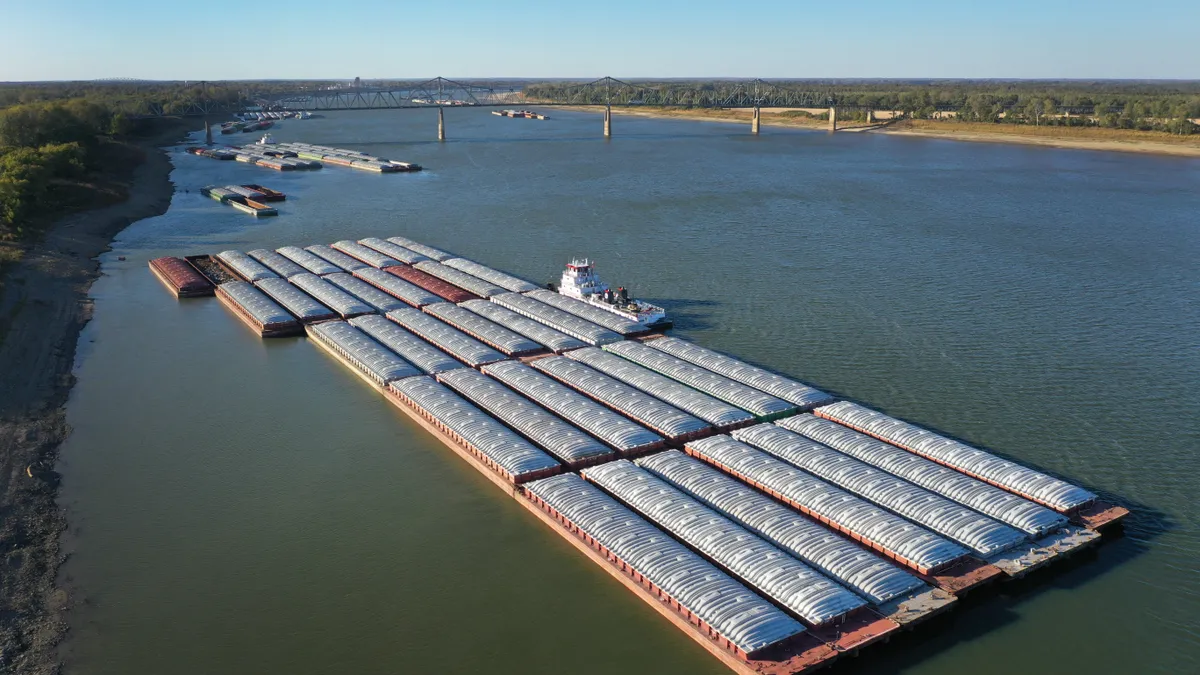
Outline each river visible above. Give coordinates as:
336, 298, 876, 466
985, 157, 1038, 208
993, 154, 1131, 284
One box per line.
56, 108, 1199, 674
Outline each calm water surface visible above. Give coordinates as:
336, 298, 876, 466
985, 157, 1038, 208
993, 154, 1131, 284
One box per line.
57, 109, 1200, 674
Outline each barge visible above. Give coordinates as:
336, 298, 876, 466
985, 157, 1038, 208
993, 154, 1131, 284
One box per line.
349, 314, 465, 375
254, 277, 339, 324
306, 320, 420, 389
325, 273, 410, 313
385, 236, 455, 261
387, 265, 480, 303
242, 184, 286, 201
414, 261, 506, 298
482, 360, 666, 457
289, 273, 375, 320
436, 368, 615, 469
384, 307, 507, 368
530, 355, 712, 444
353, 268, 443, 307
215, 282, 302, 338
423, 303, 545, 357
148, 256, 214, 298
490, 292, 623, 347
277, 246, 343, 276
458, 299, 588, 354
442, 258, 539, 293
247, 249, 308, 278
358, 238, 432, 265
331, 240, 403, 269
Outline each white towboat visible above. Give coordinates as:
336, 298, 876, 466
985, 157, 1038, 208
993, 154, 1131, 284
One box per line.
256, 133, 276, 145
558, 259, 671, 329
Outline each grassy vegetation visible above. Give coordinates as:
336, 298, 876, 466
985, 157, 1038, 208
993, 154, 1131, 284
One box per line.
897, 119, 1200, 145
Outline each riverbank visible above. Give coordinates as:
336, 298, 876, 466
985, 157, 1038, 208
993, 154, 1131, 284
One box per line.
571, 106, 1200, 157
0, 120, 197, 675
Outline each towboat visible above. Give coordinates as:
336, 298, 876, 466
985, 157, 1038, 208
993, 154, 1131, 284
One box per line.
558, 259, 670, 329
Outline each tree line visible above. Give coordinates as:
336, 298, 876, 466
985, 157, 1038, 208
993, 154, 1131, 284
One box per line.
524, 80, 1200, 134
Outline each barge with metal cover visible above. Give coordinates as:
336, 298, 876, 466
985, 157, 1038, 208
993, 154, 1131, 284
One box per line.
353, 268, 443, 307
436, 368, 615, 469
148, 256, 214, 297
490, 292, 623, 346
306, 320, 421, 389
325, 273, 410, 313
482, 360, 665, 456
458, 299, 587, 354
254, 277, 339, 324
215, 281, 302, 337
387, 265, 480, 303
276, 246, 343, 276
349, 315, 465, 375
288, 273, 375, 320
385, 307, 508, 368
414, 261, 506, 298
423, 303, 545, 357
358, 238, 432, 265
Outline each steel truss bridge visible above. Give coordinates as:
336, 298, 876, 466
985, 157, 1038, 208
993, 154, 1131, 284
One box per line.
119, 77, 870, 118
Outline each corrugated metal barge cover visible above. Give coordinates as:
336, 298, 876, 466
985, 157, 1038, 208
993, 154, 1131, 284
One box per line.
247, 249, 307, 278
604, 341, 797, 420
731, 424, 1027, 557
583, 460, 867, 626
217, 281, 295, 328
254, 277, 337, 322
306, 245, 369, 273
646, 337, 834, 410
490, 292, 623, 346
276, 246, 342, 276
443, 258, 540, 293
565, 348, 755, 429
424, 303, 543, 356
524, 472, 807, 655
637, 450, 927, 605
531, 356, 710, 440
358, 237, 432, 264
779, 415, 1068, 537
525, 289, 642, 335
459, 299, 588, 353
415, 261, 506, 298
309, 320, 421, 383
482, 360, 663, 454
815, 401, 1097, 512
331, 240, 402, 269
686, 435, 970, 574
289, 273, 374, 318
386, 235, 456, 261
437, 369, 614, 465
353, 268, 443, 307
215, 250, 278, 283
348, 314, 465, 375
390, 376, 560, 480
324, 273, 409, 313
385, 307, 508, 367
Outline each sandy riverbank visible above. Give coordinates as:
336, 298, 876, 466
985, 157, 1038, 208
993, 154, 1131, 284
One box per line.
0, 122, 197, 675
559, 106, 1200, 157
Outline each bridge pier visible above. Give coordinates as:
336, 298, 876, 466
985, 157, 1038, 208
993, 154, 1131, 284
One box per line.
437, 107, 446, 141
828, 106, 838, 132
865, 109, 873, 124
205, 120, 213, 145
751, 106, 761, 135
604, 105, 612, 138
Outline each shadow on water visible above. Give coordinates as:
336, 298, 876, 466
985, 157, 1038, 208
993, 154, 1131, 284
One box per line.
643, 297, 720, 333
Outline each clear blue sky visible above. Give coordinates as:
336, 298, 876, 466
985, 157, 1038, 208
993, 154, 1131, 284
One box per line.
2, 0, 1196, 81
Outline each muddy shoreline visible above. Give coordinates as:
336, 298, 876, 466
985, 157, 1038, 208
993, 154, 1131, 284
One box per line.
0, 124, 196, 675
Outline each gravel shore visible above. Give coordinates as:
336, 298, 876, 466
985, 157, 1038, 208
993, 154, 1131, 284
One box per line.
0, 125, 193, 675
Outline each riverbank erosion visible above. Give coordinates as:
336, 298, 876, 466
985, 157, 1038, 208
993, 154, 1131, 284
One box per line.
571, 106, 1200, 157
0, 125, 190, 674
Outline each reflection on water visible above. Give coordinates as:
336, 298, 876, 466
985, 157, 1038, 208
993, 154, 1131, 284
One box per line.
57, 108, 1200, 675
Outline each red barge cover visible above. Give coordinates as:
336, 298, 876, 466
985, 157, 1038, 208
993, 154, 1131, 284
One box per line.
386, 265, 480, 303
149, 256, 215, 297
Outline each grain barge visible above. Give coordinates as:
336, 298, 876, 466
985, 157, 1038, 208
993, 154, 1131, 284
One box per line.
349, 315, 465, 375
566, 347, 757, 431
482, 361, 666, 456
358, 238, 432, 265
582, 460, 874, 628
647, 337, 834, 411
306, 245, 369, 273
307, 320, 421, 389
215, 281, 302, 338
387, 265, 480, 303
442, 258, 539, 293
605, 341, 798, 421
385, 376, 560, 483
247, 249, 308, 278
436, 368, 615, 469
148, 256, 214, 297
288, 273, 375, 319
414, 261, 506, 298
491, 292, 623, 346
385, 236, 455, 261
530, 355, 712, 444
384, 307, 507, 367
458, 300, 587, 354
812, 401, 1129, 529
214, 250, 278, 283
254, 277, 339, 324
277, 246, 343, 276
423, 303, 544, 357
325, 273, 409, 313
525, 288, 645, 336
331, 240, 404, 269
353, 268, 443, 307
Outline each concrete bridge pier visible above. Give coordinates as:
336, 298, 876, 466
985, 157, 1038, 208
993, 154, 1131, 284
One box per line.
603, 105, 612, 138
205, 120, 213, 145
865, 109, 873, 124
751, 106, 761, 135
828, 107, 838, 132
438, 107, 446, 141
